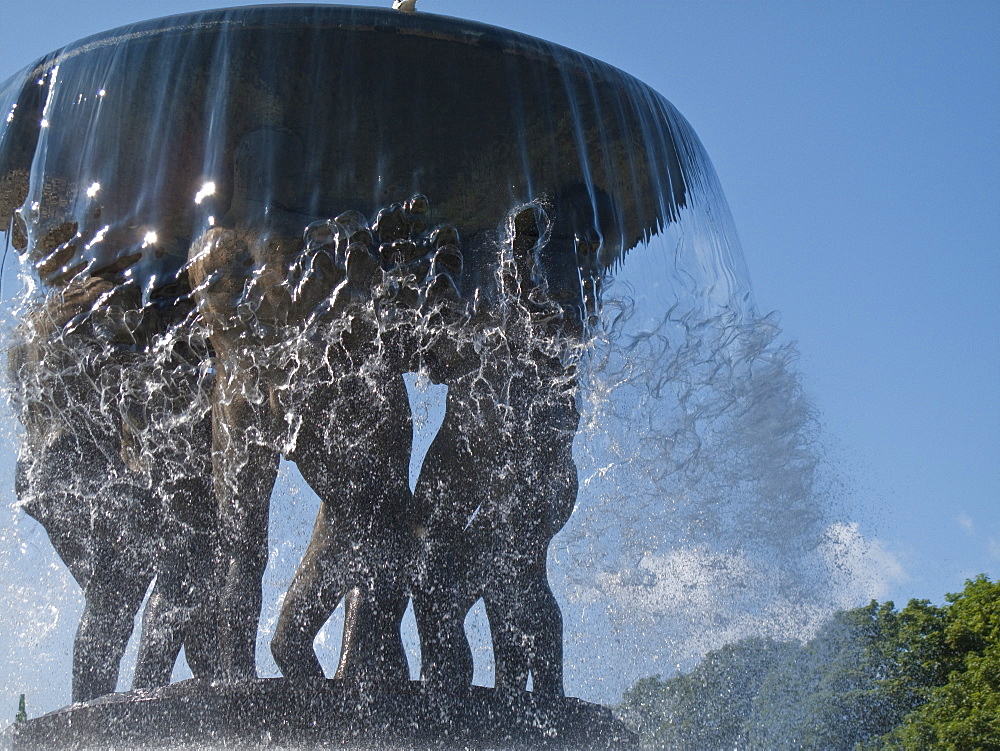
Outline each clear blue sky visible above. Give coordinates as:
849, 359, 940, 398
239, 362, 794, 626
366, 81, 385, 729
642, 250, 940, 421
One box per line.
0, 0, 996, 714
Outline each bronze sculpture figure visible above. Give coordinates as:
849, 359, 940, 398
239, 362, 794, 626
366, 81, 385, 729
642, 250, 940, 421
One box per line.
7, 274, 219, 702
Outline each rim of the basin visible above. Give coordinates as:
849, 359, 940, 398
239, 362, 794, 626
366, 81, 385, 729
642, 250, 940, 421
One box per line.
20, 4, 651, 96
5, 5, 689, 263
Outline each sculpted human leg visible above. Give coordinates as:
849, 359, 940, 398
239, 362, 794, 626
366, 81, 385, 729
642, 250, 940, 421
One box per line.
275, 364, 413, 686
411, 380, 499, 690
518, 390, 579, 696
482, 410, 578, 697
133, 442, 220, 688
73, 551, 153, 702
211, 373, 281, 681
271, 504, 347, 679
68, 477, 156, 703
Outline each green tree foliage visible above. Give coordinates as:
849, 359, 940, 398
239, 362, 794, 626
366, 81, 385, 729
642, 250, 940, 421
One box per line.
743, 603, 919, 749
877, 574, 1000, 749
617, 575, 998, 750
617, 638, 795, 749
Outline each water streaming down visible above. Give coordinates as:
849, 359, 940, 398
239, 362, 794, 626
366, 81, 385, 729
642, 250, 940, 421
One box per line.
0, 4, 853, 727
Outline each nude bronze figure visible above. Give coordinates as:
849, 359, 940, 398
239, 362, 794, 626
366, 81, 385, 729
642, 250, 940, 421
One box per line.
8, 274, 219, 702
411, 201, 603, 695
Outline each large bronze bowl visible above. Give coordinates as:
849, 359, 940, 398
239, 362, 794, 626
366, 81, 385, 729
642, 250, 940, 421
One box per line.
0, 4, 691, 296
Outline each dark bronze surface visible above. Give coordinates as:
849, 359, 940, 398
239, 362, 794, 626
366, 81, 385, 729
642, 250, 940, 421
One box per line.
9, 679, 638, 750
